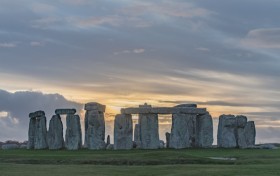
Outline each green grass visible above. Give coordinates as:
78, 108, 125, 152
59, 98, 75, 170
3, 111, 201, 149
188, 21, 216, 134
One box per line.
0, 148, 280, 175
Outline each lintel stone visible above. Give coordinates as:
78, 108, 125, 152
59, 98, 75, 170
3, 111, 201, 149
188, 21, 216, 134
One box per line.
29, 111, 45, 118
121, 107, 207, 115
55, 109, 76, 115
84, 102, 106, 112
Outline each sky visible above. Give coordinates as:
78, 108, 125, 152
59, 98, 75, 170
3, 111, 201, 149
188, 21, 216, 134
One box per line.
0, 0, 280, 144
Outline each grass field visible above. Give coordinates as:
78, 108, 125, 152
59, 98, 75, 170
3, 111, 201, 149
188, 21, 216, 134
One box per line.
0, 148, 280, 176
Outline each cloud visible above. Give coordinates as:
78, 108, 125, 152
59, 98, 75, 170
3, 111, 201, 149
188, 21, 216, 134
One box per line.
0, 89, 83, 141
114, 48, 145, 55
0, 42, 17, 48
242, 28, 280, 48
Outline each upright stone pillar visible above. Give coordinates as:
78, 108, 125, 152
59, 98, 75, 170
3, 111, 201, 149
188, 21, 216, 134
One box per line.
236, 115, 248, 148
47, 115, 64, 150
114, 114, 133, 150
244, 121, 256, 147
84, 102, 106, 150
65, 114, 82, 150
139, 113, 160, 149
196, 112, 213, 148
217, 115, 237, 148
134, 124, 141, 148
165, 132, 170, 148
169, 113, 196, 149
27, 117, 36, 149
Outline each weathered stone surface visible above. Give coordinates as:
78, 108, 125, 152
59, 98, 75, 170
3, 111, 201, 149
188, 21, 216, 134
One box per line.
47, 115, 64, 150
34, 116, 48, 149
196, 113, 213, 148
85, 110, 106, 150
106, 135, 111, 146
27, 118, 36, 149
114, 114, 133, 150
55, 109, 76, 115
165, 132, 170, 148
134, 124, 141, 148
217, 115, 237, 148
2, 144, 19, 150
244, 121, 256, 147
29, 111, 45, 118
170, 113, 196, 149
121, 107, 207, 115
139, 113, 160, 149
85, 102, 106, 112
65, 114, 82, 150
236, 116, 248, 148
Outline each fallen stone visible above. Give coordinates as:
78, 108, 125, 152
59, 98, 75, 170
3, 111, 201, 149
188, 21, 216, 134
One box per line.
106, 144, 114, 150
139, 113, 160, 149
47, 115, 64, 150
196, 113, 213, 148
55, 109, 76, 115
114, 114, 133, 150
19, 144, 27, 149
85, 109, 106, 150
217, 115, 237, 148
84, 102, 106, 112
65, 114, 82, 150
259, 144, 278, 150
165, 132, 170, 148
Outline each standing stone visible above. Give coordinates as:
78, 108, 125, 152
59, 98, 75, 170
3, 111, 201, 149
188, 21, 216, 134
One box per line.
165, 132, 170, 148
170, 113, 196, 149
114, 114, 133, 150
48, 115, 64, 150
134, 124, 141, 148
84, 102, 106, 150
196, 113, 213, 148
34, 115, 48, 149
65, 114, 82, 150
244, 121, 256, 147
106, 135, 111, 146
217, 115, 237, 148
27, 118, 36, 149
236, 115, 248, 148
139, 113, 160, 149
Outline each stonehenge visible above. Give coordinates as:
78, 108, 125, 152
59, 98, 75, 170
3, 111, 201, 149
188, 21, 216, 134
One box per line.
84, 102, 106, 150
27, 103, 256, 150
217, 115, 256, 148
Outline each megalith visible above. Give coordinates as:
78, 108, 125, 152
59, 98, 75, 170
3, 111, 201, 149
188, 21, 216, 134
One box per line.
84, 102, 106, 150
165, 132, 170, 148
217, 115, 237, 148
65, 114, 82, 150
244, 121, 256, 147
114, 114, 133, 150
47, 115, 64, 150
139, 113, 160, 149
28, 111, 48, 149
236, 115, 248, 148
134, 124, 141, 148
169, 113, 196, 149
196, 112, 213, 148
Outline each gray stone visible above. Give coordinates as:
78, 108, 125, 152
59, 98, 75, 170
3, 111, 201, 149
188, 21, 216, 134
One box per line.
106, 144, 114, 150
47, 115, 64, 150
2, 144, 19, 150
20, 144, 27, 149
84, 102, 106, 112
196, 113, 213, 148
106, 135, 111, 146
160, 140, 165, 149
217, 115, 237, 148
114, 114, 133, 150
55, 109, 76, 115
34, 116, 48, 149
29, 111, 45, 118
244, 121, 256, 147
236, 116, 248, 148
65, 114, 82, 150
85, 109, 106, 150
134, 124, 141, 148
259, 144, 278, 150
27, 118, 36, 149
139, 113, 160, 149
165, 132, 170, 148
170, 113, 196, 149
121, 107, 207, 115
